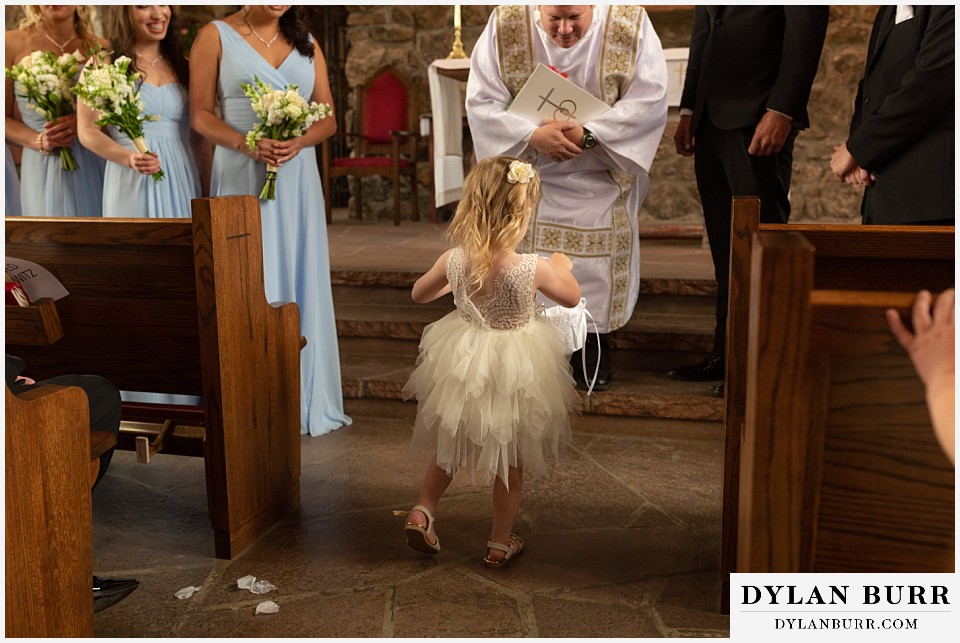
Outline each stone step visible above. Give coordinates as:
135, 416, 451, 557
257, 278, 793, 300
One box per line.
332, 270, 717, 299
333, 292, 716, 353
338, 337, 723, 422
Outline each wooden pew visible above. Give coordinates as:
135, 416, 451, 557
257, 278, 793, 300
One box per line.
5, 196, 302, 559
5, 384, 95, 637
738, 233, 954, 576
720, 197, 954, 611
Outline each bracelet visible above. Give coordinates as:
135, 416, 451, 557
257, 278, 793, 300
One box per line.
36, 133, 51, 155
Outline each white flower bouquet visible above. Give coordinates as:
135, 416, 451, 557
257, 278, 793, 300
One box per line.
72, 54, 164, 182
241, 75, 332, 200
5, 49, 85, 171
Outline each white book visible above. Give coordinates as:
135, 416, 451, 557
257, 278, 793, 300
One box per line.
507, 63, 611, 125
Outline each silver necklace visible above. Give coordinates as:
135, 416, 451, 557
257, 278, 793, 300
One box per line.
137, 52, 164, 67
41, 28, 75, 53
243, 16, 280, 48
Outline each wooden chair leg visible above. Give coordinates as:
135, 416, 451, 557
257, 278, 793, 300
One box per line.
354, 176, 363, 220
393, 168, 401, 226
410, 170, 419, 222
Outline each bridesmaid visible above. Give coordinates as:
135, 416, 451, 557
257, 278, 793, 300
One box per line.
77, 5, 210, 217
190, 5, 350, 436
4, 5, 107, 216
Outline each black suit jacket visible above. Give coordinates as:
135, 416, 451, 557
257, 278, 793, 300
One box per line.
680, 6, 829, 132
847, 6, 955, 224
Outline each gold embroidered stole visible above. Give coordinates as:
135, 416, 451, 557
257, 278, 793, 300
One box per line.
495, 5, 535, 97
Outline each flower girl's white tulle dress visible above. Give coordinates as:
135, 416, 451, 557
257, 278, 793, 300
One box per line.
402, 247, 579, 485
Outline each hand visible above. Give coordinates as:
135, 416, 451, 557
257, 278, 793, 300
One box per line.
43, 114, 78, 148
848, 167, 876, 187
128, 151, 161, 176
272, 136, 304, 165
830, 143, 856, 180
886, 289, 955, 389
545, 116, 584, 147
747, 111, 792, 156
14, 375, 36, 386
549, 252, 573, 272
248, 137, 286, 166
530, 121, 581, 163
887, 289, 956, 464
830, 144, 876, 187
674, 114, 694, 156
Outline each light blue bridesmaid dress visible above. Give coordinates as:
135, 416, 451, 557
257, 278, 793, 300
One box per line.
210, 21, 350, 436
102, 81, 201, 406
102, 82, 200, 218
5, 144, 22, 216
16, 91, 105, 217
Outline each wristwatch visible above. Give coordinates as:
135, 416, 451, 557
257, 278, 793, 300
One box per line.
581, 128, 597, 149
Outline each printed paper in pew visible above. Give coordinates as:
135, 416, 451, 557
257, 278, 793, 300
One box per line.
5, 256, 70, 302
508, 63, 611, 125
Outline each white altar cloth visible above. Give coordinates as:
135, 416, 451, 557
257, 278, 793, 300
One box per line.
428, 57, 471, 207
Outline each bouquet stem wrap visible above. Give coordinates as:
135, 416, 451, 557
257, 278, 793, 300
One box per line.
131, 136, 165, 183
261, 164, 279, 200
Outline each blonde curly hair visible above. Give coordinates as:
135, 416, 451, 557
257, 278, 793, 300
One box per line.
20, 5, 101, 54
448, 155, 542, 296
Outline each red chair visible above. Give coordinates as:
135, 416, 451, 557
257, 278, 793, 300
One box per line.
322, 65, 421, 226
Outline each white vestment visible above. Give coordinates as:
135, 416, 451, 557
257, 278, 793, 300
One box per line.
467, 5, 668, 332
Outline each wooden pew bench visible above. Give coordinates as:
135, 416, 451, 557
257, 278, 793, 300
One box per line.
5, 195, 303, 560
738, 233, 954, 574
719, 197, 955, 610
5, 384, 98, 637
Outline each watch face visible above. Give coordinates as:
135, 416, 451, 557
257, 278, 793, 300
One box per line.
583, 131, 597, 148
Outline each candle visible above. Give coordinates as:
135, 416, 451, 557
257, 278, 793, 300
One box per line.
454, 5, 461, 29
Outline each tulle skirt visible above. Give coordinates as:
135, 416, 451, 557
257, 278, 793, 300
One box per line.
402, 311, 580, 486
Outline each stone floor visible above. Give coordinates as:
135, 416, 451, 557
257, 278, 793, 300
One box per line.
90, 215, 728, 637
91, 398, 729, 638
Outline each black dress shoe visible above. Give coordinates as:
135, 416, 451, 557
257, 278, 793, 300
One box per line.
667, 353, 725, 382
93, 576, 139, 613
711, 382, 725, 398
571, 332, 613, 391
574, 364, 612, 391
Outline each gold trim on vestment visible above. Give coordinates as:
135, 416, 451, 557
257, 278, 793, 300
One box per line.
599, 5, 645, 107
496, 6, 535, 97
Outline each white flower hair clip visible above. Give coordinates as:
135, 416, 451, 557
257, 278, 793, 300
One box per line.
506, 160, 534, 185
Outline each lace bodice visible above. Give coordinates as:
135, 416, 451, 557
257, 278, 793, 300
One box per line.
448, 247, 537, 330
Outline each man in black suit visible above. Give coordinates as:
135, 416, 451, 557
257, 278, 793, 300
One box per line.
831, 6, 954, 225
669, 6, 829, 394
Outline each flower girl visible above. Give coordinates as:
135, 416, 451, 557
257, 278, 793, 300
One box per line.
402, 155, 581, 567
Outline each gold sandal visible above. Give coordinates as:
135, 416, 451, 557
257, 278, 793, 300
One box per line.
404, 504, 440, 555
482, 534, 524, 568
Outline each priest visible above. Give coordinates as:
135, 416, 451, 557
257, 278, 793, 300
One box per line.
467, 5, 668, 390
